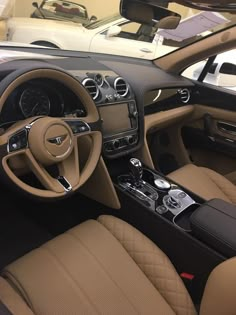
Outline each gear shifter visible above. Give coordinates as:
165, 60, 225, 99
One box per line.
118, 158, 159, 211
129, 158, 143, 185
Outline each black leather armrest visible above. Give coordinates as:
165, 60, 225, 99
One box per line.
190, 199, 236, 258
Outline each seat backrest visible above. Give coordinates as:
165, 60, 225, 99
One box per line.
137, 25, 155, 42
200, 257, 236, 315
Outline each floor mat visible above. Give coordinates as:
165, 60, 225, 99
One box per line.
0, 187, 114, 269
0, 206, 52, 270
21, 192, 115, 236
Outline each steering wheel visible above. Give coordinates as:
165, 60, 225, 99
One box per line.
0, 66, 102, 199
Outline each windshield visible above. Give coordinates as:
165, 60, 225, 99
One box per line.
1, 1, 236, 60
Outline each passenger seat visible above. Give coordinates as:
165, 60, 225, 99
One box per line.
168, 164, 236, 204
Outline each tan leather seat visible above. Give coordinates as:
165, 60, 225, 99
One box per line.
0, 215, 236, 315
168, 164, 236, 204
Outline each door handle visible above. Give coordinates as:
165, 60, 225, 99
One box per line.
217, 121, 236, 136
140, 48, 153, 53
203, 113, 215, 141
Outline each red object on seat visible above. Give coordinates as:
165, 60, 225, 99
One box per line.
180, 272, 195, 280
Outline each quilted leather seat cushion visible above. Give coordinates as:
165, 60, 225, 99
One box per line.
168, 164, 236, 204
3, 215, 196, 315
98, 215, 196, 315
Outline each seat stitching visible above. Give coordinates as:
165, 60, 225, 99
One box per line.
95, 222, 181, 314
67, 230, 146, 314
40, 246, 100, 315
98, 217, 197, 315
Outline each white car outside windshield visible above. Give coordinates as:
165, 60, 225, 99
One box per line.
6, 14, 175, 59
0, 0, 236, 60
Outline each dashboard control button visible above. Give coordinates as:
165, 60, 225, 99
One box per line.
66, 120, 90, 134
130, 111, 138, 118
156, 205, 168, 215
129, 135, 135, 144
178, 192, 187, 199
154, 178, 171, 190
128, 103, 136, 112
8, 129, 28, 152
112, 139, 120, 150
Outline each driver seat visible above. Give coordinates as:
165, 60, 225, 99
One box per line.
0, 215, 236, 315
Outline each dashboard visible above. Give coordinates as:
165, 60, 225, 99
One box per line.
0, 49, 194, 159
76, 71, 139, 157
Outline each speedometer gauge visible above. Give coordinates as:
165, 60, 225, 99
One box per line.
19, 87, 50, 118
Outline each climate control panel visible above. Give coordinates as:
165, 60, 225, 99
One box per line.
104, 133, 138, 154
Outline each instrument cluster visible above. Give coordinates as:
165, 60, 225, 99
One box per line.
0, 78, 86, 129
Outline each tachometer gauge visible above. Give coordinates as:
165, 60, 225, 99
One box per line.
19, 87, 50, 118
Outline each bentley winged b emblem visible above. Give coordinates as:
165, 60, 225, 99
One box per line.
47, 134, 67, 145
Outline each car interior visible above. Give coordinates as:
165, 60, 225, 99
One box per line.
0, 0, 235, 314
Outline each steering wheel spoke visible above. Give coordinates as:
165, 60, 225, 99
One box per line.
8, 128, 29, 153
64, 118, 101, 137
57, 137, 80, 188
25, 149, 66, 193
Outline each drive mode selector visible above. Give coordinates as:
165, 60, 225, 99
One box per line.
154, 178, 171, 190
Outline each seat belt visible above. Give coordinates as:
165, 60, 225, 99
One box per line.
0, 301, 13, 315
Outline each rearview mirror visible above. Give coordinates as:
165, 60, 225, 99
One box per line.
120, 0, 181, 29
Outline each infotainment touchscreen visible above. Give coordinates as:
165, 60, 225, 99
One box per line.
99, 103, 131, 137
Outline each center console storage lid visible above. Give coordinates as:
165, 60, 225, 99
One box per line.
190, 199, 236, 258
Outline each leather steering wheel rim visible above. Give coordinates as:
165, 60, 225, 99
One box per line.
0, 65, 102, 199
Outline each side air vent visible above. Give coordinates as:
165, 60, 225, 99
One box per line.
82, 78, 99, 100
178, 88, 190, 103
114, 77, 129, 97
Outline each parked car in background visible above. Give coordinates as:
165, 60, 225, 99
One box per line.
190, 49, 236, 91
7, 14, 175, 59
31, 0, 97, 25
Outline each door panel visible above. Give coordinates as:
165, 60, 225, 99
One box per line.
182, 83, 236, 176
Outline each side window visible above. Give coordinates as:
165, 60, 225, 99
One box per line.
183, 49, 236, 92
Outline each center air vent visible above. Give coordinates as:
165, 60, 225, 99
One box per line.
82, 78, 99, 100
178, 88, 190, 103
114, 77, 129, 97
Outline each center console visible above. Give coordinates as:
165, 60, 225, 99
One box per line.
115, 158, 236, 259
110, 157, 227, 304
117, 158, 199, 231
